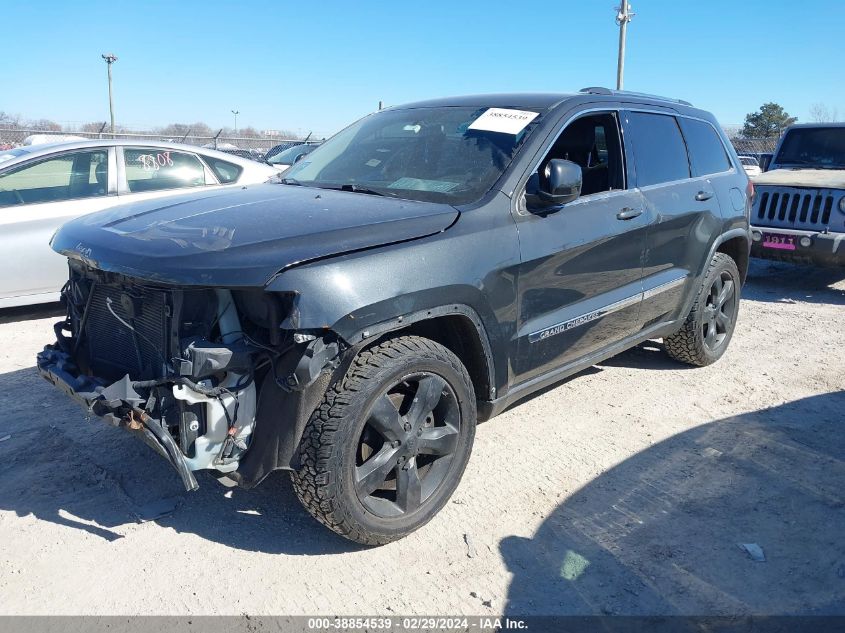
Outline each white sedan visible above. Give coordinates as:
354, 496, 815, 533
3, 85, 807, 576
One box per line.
0, 140, 277, 307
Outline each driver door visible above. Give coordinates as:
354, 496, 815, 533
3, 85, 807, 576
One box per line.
511, 110, 651, 385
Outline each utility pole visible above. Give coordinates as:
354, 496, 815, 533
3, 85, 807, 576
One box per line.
615, 2, 634, 90
231, 110, 240, 133
101, 53, 117, 135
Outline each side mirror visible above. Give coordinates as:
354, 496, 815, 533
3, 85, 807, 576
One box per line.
526, 159, 582, 211
293, 152, 307, 164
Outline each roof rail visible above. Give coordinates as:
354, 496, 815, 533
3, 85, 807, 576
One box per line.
579, 86, 693, 107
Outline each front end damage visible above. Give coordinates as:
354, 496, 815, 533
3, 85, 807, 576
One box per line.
37, 260, 343, 491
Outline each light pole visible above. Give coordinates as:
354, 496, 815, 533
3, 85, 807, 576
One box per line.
101, 53, 117, 135
615, 3, 634, 90
231, 110, 240, 133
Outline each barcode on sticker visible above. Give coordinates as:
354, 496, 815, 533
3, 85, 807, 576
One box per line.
468, 108, 539, 135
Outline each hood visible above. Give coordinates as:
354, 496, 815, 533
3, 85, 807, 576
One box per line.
753, 168, 845, 189
52, 183, 459, 286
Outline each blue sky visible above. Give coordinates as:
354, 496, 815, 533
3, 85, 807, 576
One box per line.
1, 1, 842, 136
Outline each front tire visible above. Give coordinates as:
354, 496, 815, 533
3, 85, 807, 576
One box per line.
291, 335, 477, 545
664, 252, 741, 367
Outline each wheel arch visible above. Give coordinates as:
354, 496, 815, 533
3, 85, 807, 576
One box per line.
671, 227, 751, 336
352, 305, 496, 406
715, 233, 750, 284
235, 304, 497, 489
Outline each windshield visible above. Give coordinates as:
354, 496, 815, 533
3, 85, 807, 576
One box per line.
281, 106, 541, 204
268, 143, 314, 165
739, 156, 758, 166
776, 128, 845, 168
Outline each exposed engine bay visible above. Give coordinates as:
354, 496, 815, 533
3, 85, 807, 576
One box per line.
37, 259, 342, 491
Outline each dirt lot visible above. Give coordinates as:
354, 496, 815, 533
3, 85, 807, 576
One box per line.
0, 260, 843, 617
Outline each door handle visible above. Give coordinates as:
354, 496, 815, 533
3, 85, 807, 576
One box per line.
695, 190, 714, 201
616, 207, 643, 220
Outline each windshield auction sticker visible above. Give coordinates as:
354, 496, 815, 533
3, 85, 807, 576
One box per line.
468, 108, 539, 134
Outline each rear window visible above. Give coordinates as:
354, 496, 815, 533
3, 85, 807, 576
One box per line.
204, 156, 243, 183
626, 112, 690, 187
679, 118, 731, 176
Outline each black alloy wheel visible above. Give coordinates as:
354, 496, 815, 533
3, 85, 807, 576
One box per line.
702, 270, 736, 353
291, 336, 477, 545
354, 372, 461, 518
664, 252, 741, 367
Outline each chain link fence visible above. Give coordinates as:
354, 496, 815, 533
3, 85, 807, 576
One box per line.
0, 124, 783, 166
726, 136, 779, 171
0, 127, 317, 161
720, 124, 780, 167
729, 137, 778, 156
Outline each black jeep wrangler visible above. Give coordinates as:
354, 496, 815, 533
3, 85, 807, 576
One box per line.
38, 89, 751, 544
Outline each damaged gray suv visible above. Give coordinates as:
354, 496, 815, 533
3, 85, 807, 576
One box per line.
38, 89, 751, 544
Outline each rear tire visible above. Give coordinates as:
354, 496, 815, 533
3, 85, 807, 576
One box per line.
291, 335, 477, 545
664, 252, 741, 367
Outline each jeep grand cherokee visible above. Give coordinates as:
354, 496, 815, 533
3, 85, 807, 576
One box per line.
38, 89, 751, 544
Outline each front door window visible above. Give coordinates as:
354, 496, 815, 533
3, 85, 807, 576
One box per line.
0, 150, 109, 207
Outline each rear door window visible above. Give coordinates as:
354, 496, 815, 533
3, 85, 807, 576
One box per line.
625, 112, 690, 187
123, 148, 206, 193
679, 118, 732, 176
0, 150, 109, 207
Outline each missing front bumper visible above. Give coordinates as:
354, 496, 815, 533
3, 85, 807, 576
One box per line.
37, 345, 199, 491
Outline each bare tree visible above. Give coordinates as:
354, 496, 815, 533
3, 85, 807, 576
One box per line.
0, 111, 22, 129
235, 126, 262, 139
80, 121, 108, 133
808, 103, 840, 123
157, 122, 213, 137
29, 119, 63, 132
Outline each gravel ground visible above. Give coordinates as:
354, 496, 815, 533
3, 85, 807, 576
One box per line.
0, 259, 843, 616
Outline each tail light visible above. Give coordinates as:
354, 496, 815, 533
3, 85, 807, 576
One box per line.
746, 180, 755, 220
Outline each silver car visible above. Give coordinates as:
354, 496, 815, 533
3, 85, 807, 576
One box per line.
0, 140, 277, 307
266, 143, 319, 171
